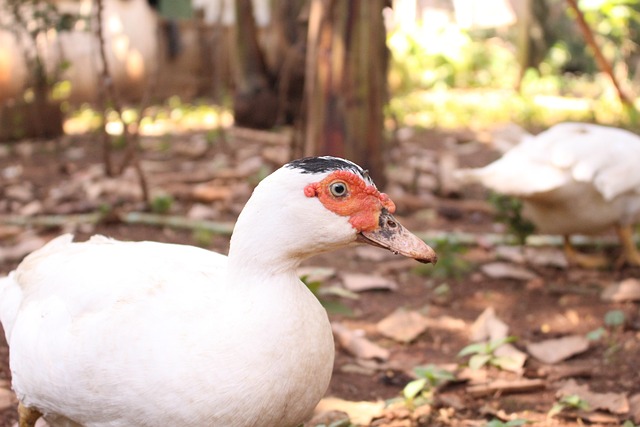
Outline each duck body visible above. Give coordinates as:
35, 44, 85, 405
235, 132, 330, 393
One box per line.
521, 181, 634, 235
4, 237, 332, 427
0, 157, 437, 427
457, 123, 640, 266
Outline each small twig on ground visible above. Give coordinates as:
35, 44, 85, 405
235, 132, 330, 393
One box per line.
0, 213, 235, 236
0, 213, 104, 228
2, 213, 636, 248
122, 212, 234, 235
466, 378, 546, 397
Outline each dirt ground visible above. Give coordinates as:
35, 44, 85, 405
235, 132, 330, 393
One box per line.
0, 127, 639, 427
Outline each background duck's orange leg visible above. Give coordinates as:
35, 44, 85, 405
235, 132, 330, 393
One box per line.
615, 224, 640, 267
563, 235, 608, 269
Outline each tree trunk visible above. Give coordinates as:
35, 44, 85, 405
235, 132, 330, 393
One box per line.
233, 0, 278, 128
303, 0, 388, 186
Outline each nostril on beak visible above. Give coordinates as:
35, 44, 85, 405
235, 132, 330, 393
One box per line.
386, 219, 397, 228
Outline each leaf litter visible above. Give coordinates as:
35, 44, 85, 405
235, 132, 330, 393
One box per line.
1, 128, 639, 427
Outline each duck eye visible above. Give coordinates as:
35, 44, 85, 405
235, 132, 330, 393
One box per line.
329, 181, 348, 197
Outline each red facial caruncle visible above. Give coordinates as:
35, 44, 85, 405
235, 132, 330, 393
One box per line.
303, 170, 396, 232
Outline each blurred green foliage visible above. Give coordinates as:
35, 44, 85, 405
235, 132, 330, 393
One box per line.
150, 194, 174, 214
488, 192, 536, 245
28, 0, 640, 139
548, 394, 589, 418
388, 25, 517, 94
402, 364, 455, 408
387, 0, 640, 130
485, 419, 531, 427
412, 238, 472, 280
65, 97, 233, 136
580, 0, 640, 71
586, 309, 627, 362
300, 275, 354, 316
458, 336, 519, 371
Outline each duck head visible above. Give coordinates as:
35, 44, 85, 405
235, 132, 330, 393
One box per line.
228, 156, 437, 272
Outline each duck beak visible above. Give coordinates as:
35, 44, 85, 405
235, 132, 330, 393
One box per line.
357, 209, 438, 264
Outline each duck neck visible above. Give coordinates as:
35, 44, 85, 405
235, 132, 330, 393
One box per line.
226, 201, 308, 280
227, 237, 303, 280
225, 166, 348, 281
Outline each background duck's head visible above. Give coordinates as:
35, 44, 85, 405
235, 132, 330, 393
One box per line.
229, 156, 437, 272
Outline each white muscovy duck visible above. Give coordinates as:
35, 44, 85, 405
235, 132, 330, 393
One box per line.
0, 156, 437, 427
456, 122, 640, 268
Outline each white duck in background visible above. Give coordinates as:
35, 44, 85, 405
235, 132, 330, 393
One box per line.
0, 156, 436, 427
456, 122, 640, 268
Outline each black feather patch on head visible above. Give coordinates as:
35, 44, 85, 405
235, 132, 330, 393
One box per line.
286, 156, 374, 185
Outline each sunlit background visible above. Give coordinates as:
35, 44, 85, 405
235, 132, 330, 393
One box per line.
0, 0, 638, 139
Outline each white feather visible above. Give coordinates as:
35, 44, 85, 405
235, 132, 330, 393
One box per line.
0, 164, 367, 427
455, 123, 640, 235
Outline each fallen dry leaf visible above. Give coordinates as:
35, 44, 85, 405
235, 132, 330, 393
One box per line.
354, 245, 395, 262
437, 149, 461, 197
235, 156, 264, 177
341, 273, 398, 292
81, 172, 141, 202
376, 308, 430, 343
313, 397, 385, 426
469, 307, 527, 373
297, 266, 336, 284
470, 307, 508, 342
191, 184, 232, 203
524, 247, 568, 268
494, 246, 526, 264
480, 262, 538, 281
5, 183, 34, 202
408, 154, 438, 173
495, 246, 568, 268
424, 315, 467, 331
173, 135, 209, 157
19, 200, 43, 216
186, 204, 218, 220
526, 335, 590, 364
601, 278, 640, 302
0, 387, 15, 411
262, 146, 289, 165
332, 322, 390, 361
557, 379, 629, 415
304, 409, 350, 427
458, 366, 489, 385
538, 363, 593, 382
339, 363, 377, 376
436, 393, 465, 410
0, 234, 46, 263
559, 410, 623, 425
629, 393, 640, 423
0, 226, 22, 240
494, 344, 528, 373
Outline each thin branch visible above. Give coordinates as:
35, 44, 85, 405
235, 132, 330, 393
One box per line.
94, 0, 150, 203
565, 0, 636, 110
115, 30, 160, 176
95, 0, 114, 176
